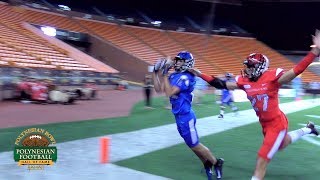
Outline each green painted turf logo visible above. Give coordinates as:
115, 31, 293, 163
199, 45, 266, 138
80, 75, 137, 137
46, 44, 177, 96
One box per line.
14, 128, 57, 170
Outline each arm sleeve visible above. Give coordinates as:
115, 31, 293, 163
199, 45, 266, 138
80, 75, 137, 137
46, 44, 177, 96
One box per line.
293, 52, 316, 75
200, 73, 227, 89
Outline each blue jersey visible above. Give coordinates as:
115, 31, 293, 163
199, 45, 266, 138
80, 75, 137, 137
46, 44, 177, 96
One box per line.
169, 71, 199, 148
168, 71, 196, 115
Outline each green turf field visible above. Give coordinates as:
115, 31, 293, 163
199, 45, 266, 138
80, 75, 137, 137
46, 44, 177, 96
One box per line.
0, 95, 299, 152
1, 95, 319, 179
115, 106, 320, 180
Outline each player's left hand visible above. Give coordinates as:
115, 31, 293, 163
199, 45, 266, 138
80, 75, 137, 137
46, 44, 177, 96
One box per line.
154, 58, 166, 73
161, 59, 173, 76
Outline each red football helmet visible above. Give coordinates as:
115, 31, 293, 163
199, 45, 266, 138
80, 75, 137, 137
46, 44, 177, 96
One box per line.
242, 53, 270, 81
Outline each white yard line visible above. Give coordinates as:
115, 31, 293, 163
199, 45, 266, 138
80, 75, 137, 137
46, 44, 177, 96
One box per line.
305, 115, 320, 119
0, 100, 318, 180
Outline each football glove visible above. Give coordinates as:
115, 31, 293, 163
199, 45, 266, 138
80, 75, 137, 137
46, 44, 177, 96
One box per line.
161, 60, 173, 76
153, 58, 166, 73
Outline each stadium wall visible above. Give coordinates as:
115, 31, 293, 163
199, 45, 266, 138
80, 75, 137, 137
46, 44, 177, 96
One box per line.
87, 35, 150, 82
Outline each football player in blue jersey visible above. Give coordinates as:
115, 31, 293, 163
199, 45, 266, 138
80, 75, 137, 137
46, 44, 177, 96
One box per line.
152, 51, 224, 180
217, 73, 238, 119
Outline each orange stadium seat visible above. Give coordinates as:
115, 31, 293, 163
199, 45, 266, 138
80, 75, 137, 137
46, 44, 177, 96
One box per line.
77, 19, 164, 64
0, 3, 317, 81
0, 4, 98, 72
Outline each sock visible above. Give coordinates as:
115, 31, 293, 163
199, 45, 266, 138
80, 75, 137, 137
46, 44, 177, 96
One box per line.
251, 176, 260, 180
288, 127, 311, 143
204, 160, 213, 169
231, 106, 238, 111
220, 106, 225, 115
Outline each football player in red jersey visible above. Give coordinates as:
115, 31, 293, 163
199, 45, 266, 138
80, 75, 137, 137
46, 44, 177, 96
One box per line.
188, 30, 320, 180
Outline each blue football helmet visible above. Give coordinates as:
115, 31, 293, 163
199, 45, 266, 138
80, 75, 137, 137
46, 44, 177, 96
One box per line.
173, 51, 195, 72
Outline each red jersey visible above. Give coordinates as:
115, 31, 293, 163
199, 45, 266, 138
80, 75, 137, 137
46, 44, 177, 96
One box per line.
235, 68, 285, 122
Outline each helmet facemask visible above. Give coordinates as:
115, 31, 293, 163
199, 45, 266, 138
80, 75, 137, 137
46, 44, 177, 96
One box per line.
173, 52, 195, 72
242, 53, 269, 81
225, 73, 233, 80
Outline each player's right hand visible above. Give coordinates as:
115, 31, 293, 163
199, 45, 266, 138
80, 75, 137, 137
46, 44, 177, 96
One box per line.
187, 68, 201, 76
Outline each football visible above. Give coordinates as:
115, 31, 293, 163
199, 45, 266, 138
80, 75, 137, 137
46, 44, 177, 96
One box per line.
22, 135, 50, 147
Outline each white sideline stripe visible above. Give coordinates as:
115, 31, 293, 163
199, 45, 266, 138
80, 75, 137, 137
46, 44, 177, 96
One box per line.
305, 115, 320, 119
302, 136, 320, 146
0, 99, 319, 180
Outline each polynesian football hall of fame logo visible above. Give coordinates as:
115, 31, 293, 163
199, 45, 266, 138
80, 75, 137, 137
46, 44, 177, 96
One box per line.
14, 128, 57, 170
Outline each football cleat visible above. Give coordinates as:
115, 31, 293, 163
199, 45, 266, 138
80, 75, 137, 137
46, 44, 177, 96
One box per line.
205, 167, 213, 180
203, 160, 213, 180
218, 114, 224, 119
214, 158, 224, 180
306, 121, 319, 136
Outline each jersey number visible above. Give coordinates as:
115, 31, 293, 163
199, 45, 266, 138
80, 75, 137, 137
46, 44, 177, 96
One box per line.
248, 94, 269, 112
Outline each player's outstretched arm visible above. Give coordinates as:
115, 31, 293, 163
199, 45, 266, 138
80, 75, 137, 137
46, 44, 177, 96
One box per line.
188, 68, 238, 90
278, 30, 320, 85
